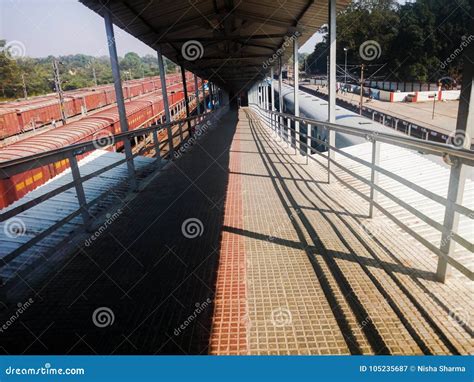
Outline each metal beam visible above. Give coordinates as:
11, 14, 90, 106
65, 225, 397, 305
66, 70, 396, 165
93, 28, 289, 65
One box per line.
327, 0, 337, 183
157, 46, 174, 157
436, 24, 473, 282
294, 37, 300, 151
202, 81, 208, 112
104, 7, 137, 190
181, 65, 192, 137
155, 34, 287, 44
194, 74, 201, 114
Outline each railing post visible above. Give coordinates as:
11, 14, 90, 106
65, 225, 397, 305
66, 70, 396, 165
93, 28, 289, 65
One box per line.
157, 46, 174, 159
436, 161, 467, 282
306, 123, 312, 164
369, 139, 380, 218
287, 118, 291, 149
68, 153, 90, 229
153, 128, 161, 160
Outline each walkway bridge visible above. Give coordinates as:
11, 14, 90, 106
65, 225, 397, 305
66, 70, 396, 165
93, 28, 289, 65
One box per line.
0, 0, 472, 355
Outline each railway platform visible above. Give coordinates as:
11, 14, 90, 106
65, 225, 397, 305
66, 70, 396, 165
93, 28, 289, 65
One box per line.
1, 107, 471, 355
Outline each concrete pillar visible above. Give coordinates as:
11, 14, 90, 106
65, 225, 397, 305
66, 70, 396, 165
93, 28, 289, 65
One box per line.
104, 7, 136, 190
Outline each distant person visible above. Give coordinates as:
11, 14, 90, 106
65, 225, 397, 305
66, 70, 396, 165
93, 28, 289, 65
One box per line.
51, 119, 57, 128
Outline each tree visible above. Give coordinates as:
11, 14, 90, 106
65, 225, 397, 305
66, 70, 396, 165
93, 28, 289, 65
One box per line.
304, 0, 472, 82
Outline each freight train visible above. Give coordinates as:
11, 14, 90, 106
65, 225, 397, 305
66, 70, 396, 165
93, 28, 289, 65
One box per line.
0, 73, 194, 140
0, 78, 206, 209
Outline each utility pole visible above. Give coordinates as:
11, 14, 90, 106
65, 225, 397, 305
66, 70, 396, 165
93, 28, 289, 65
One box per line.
432, 81, 441, 120
92, 66, 98, 86
52, 59, 67, 125
359, 64, 365, 115
343, 47, 348, 86
21, 73, 28, 99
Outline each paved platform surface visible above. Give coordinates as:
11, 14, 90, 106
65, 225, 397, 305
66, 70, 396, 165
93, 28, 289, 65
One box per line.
0, 107, 472, 355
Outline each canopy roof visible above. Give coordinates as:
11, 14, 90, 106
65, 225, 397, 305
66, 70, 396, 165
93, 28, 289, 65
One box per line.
80, 0, 351, 92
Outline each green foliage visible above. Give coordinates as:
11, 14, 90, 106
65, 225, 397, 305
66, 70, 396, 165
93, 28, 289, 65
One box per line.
0, 48, 177, 100
305, 0, 471, 82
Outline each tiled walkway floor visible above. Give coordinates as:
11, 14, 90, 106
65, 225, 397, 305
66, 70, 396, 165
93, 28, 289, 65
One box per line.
1, 107, 472, 355
210, 108, 472, 355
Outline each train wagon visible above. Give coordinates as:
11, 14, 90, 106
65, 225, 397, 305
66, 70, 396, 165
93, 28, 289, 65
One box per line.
0, 73, 198, 141
0, 89, 179, 208
0, 108, 19, 139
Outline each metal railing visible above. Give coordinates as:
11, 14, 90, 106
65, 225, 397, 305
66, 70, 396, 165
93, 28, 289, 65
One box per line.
250, 102, 473, 283
0, 98, 223, 267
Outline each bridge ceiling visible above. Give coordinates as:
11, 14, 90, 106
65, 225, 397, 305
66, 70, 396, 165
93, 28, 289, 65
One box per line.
79, 0, 350, 93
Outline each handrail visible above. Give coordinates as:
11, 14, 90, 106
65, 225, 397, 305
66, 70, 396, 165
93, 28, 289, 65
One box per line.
0, 111, 215, 179
0, 101, 223, 267
249, 101, 473, 282
249, 103, 474, 165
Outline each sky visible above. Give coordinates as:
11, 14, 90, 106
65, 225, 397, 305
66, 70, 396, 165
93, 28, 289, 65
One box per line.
1, 0, 325, 58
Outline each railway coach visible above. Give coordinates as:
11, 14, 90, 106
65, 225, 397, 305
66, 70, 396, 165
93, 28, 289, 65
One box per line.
0, 81, 193, 208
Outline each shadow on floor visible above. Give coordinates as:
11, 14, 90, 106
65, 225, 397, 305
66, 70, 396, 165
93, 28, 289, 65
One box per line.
0, 110, 239, 355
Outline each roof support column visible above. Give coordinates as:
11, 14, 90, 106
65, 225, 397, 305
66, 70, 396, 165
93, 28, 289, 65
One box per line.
202, 81, 208, 113
436, 35, 473, 282
157, 46, 174, 157
194, 75, 201, 114
271, 67, 275, 112
209, 82, 214, 109
103, 7, 137, 190
278, 57, 283, 138
180, 65, 192, 137
294, 37, 300, 152
327, 0, 337, 183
